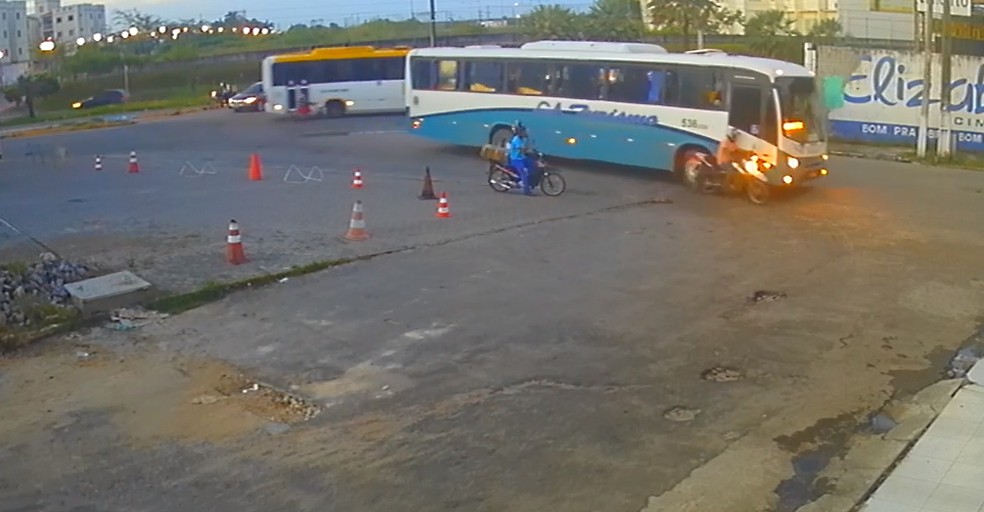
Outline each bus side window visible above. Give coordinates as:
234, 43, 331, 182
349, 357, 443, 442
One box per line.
605, 65, 652, 104
556, 63, 601, 100
384, 57, 404, 80
411, 59, 437, 90
506, 61, 547, 96
329, 60, 355, 83
464, 60, 503, 93
675, 67, 722, 110
352, 59, 381, 82
662, 70, 681, 105
645, 69, 668, 104
437, 60, 459, 91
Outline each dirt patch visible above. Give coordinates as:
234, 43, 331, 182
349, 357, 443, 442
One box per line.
0, 342, 317, 445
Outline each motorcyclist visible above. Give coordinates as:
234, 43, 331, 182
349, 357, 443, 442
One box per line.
507, 122, 534, 196
715, 128, 741, 172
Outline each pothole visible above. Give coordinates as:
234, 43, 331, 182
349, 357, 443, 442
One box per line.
663, 405, 701, 422
701, 366, 743, 382
749, 290, 787, 304
192, 376, 321, 428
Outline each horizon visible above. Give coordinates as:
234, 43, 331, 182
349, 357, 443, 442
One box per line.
63, 0, 595, 29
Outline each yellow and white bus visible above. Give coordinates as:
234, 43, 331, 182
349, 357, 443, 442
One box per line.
261, 45, 410, 117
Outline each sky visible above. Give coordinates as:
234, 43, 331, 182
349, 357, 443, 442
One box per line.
71, 0, 595, 29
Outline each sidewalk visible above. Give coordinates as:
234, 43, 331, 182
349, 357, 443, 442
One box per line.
861, 361, 984, 512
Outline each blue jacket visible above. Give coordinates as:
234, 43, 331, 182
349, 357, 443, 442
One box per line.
508, 134, 526, 161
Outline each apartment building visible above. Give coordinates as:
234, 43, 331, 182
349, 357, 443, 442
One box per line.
640, 0, 840, 35
0, 0, 28, 85
33, 0, 106, 44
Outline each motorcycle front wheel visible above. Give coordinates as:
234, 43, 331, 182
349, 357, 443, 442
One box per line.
745, 180, 770, 205
488, 166, 513, 193
539, 171, 566, 196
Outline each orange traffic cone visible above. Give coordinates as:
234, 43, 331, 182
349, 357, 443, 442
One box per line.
127, 151, 139, 173
226, 220, 248, 265
94, 155, 102, 171
248, 153, 263, 181
344, 201, 370, 241
351, 168, 364, 189
436, 192, 451, 218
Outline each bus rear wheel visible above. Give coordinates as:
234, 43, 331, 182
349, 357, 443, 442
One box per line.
490, 127, 512, 147
325, 100, 346, 118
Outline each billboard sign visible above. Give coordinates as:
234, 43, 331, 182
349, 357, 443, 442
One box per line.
820, 48, 984, 151
917, 0, 972, 16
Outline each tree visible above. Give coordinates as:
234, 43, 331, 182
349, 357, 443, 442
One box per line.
586, 0, 645, 40
806, 18, 841, 41
14, 74, 60, 118
216, 10, 273, 30
113, 8, 165, 32
520, 5, 588, 40
3, 86, 21, 107
744, 10, 800, 57
647, 0, 741, 48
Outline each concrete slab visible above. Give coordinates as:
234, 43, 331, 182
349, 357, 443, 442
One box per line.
968, 359, 984, 386
64, 270, 153, 317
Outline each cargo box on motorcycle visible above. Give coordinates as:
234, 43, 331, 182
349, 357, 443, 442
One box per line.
479, 144, 508, 164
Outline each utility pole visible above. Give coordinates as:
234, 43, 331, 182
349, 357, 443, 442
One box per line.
429, 0, 437, 46
938, 0, 953, 158
916, 0, 934, 159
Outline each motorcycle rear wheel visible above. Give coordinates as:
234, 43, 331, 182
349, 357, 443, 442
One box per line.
488, 166, 513, 193
540, 172, 566, 196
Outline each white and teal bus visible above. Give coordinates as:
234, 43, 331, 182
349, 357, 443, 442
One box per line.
405, 41, 829, 187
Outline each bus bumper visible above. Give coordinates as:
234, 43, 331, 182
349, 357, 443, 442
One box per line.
769, 156, 828, 186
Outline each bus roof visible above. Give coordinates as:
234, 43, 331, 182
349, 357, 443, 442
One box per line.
271, 45, 410, 63
408, 40, 812, 80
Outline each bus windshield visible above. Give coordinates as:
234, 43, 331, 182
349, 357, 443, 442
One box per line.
775, 76, 825, 143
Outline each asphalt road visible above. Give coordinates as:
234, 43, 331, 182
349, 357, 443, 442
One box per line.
1, 111, 983, 512
0, 110, 670, 291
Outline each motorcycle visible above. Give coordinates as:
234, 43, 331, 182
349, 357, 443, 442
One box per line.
485, 147, 567, 197
209, 82, 237, 108
689, 151, 771, 205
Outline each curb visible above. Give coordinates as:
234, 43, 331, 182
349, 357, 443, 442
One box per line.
830, 150, 913, 163
0, 104, 216, 138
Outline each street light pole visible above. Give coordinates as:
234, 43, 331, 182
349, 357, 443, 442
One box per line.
428, 0, 437, 47
916, 0, 934, 159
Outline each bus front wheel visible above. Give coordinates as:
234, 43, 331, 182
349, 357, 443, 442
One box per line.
325, 101, 346, 118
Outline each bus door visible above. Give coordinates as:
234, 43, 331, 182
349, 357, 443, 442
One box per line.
726, 72, 777, 152
287, 80, 297, 111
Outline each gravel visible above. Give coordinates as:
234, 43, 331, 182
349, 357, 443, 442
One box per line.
0, 252, 91, 328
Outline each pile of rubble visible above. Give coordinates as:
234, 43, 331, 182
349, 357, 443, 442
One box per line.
0, 253, 91, 328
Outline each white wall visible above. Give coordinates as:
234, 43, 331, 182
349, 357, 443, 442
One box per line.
819, 46, 984, 151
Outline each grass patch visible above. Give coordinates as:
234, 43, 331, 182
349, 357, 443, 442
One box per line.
0, 299, 82, 353
0, 261, 30, 275
1, 96, 210, 128
149, 257, 362, 315
900, 152, 984, 171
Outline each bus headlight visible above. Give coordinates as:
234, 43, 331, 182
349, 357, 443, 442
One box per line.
787, 156, 800, 169
273, 104, 283, 111
345, 100, 355, 107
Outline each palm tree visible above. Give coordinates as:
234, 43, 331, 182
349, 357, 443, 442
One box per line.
520, 5, 587, 40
